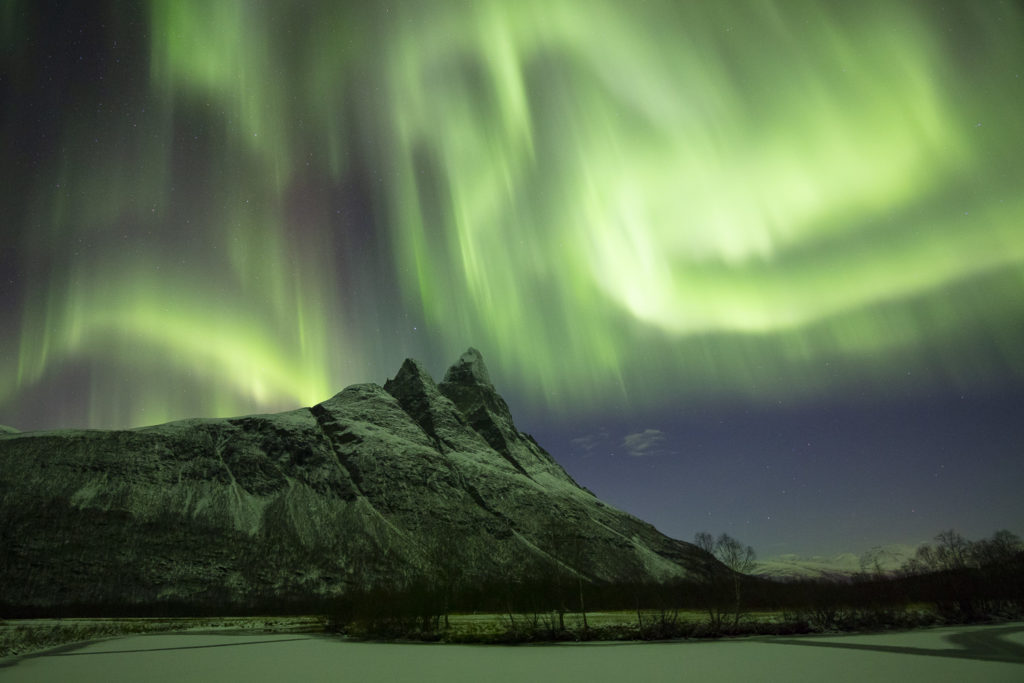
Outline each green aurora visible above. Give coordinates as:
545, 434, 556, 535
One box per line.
3, 0, 1023, 429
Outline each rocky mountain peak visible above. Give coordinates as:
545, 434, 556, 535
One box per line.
442, 347, 493, 388
438, 349, 519, 461
0, 349, 719, 612
386, 358, 436, 394
382, 357, 488, 455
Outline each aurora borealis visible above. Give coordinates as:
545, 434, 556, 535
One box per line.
2, 1, 1023, 554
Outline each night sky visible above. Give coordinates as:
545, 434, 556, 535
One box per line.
2, 1, 1023, 557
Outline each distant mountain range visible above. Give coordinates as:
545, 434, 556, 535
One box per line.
753, 545, 920, 581
0, 349, 723, 611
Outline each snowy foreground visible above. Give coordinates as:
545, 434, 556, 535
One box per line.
2, 623, 1022, 683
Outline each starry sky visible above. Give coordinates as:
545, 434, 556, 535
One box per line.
2, 1, 1023, 556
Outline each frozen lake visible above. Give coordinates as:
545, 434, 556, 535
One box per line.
2, 623, 1022, 682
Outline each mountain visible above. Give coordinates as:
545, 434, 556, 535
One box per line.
753, 545, 919, 581
0, 348, 719, 611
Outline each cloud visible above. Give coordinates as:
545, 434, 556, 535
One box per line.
622, 429, 667, 457
570, 430, 610, 456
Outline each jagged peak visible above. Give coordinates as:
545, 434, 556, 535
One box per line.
388, 357, 437, 389
442, 347, 493, 388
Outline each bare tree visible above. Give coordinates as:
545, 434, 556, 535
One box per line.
715, 533, 756, 628
858, 546, 902, 579
905, 529, 977, 574
419, 523, 473, 630
895, 528, 1024, 621
695, 531, 756, 629
571, 533, 589, 631
540, 517, 591, 631
971, 529, 1023, 566
715, 534, 757, 574
694, 531, 715, 554
934, 529, 972, 570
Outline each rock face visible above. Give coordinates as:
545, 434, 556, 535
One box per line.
0, 349, 717, 611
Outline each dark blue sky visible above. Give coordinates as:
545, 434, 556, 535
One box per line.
514, 387, 1024, 556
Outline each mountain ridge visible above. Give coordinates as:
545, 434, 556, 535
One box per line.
0, 348, 720, 611
754, 544, 920, 581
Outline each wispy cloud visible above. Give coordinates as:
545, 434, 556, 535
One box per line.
570, 430, 610, 457
622, 429, 668, 457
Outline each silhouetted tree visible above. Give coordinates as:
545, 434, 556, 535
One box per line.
970, 529, 1022, 566
898, 528, 1024, 621
903, 529, 973, 575
694, 531, 715, 554
418, 524, 471, 629
696, 531, 757, 629
715, 533, 756, 627
540, 517, 591, 631
934, 529, 972, 570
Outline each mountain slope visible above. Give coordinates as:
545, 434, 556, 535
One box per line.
0, 349, 719, 610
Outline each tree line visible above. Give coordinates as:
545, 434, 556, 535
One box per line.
326, 528, 1024, 641
4, 526, 1020, 642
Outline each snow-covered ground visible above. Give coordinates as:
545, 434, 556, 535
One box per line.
1, 623, 1021, 682
0, 616, 322, 658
